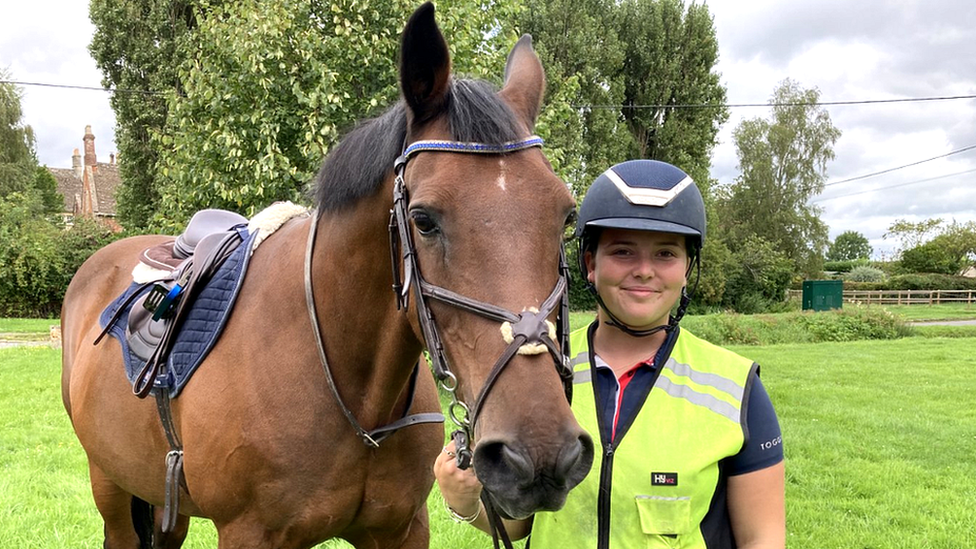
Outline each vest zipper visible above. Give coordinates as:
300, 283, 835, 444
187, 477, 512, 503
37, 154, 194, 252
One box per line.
597, 444, 614, 549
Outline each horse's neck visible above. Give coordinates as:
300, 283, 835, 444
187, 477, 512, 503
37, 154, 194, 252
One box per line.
309, 197, 424, 417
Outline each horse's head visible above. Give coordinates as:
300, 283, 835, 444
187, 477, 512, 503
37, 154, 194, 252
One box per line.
396, 3, 594, 519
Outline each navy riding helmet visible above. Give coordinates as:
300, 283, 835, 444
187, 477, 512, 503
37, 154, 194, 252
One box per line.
576, 159, 706, 336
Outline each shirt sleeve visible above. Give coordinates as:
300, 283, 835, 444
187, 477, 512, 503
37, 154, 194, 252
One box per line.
729, 370, 783, 476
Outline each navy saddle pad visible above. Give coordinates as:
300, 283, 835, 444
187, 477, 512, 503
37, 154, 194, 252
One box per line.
99, 227, 259, 396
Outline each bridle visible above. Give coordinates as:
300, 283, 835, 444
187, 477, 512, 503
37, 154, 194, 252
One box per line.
389, 135, 574, 467
304, 134, 573, 453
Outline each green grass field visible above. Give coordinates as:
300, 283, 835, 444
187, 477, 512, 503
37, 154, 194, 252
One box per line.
2, 316, 975, 548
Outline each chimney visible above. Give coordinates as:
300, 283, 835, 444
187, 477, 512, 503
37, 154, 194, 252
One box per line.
81, 165, 98, 218
72, 148, 83, 178
110, 152, 115, 164
83, 125, 97, 171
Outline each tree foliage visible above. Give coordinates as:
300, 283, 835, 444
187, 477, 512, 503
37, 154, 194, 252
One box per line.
516, 0, 627, 193
89, 0, 197, 229
883, 217, 944, 257
898, 242, 962, 275
615, 0, 727, 192
0, 73, 38, 198
515, 0, 728, 200
719, 78, 840, 277
0, 192, 120, 317
0, 72, 63, 215
719, 235, 794, 314
96, 0, 521, 231
828, 230, 872, 261
895, 219, 976, 275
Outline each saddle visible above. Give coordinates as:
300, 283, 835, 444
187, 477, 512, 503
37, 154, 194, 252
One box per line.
97, 209, 254, 397
126, 209, 250, 366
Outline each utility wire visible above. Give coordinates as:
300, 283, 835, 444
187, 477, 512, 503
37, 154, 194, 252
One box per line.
575, 94, 976, 110
813, 168, 976, 202
0, 80, 164, 96
4, 79, 975, 106
824, 144, 976, 187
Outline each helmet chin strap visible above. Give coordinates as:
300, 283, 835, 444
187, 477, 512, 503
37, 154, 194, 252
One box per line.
590, 253, 701, 338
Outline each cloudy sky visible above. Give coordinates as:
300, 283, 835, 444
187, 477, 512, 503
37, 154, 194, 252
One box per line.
4, 0, 975, 259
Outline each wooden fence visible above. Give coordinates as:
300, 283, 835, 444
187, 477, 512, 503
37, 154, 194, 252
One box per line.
787, 289, 976, 305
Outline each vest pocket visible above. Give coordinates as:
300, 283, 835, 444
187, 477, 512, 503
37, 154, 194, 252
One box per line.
635, 495, 692, 536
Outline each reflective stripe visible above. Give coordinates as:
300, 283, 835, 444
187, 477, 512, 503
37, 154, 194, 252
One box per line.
663, 358, 745, 401
573, 369, 592, 385
571, 352, 589, 368
654, 375, 741, 423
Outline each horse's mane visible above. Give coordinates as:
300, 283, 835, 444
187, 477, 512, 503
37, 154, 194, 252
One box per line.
312, 78, 524, 213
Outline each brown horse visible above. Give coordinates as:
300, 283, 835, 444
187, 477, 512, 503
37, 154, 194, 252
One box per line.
61, 4, 593, 549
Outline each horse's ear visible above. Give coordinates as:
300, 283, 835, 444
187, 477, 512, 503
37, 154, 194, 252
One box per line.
400, 2, 452, 124
499, 35, 545, 128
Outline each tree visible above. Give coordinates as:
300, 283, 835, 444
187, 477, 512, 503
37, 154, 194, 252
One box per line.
516, 0, 629, 194
895, 219, 976, 274
94, 0, 522, 231
899, 241, 962, 275
828, 230, 872, 261
615, 0, 728, 192
0, 71, 38, 199
883, 217, 944, 257
719, 79, 840, 277
89, 0, 199, 229
721, 235, 794, 314
0, 72, 62, 215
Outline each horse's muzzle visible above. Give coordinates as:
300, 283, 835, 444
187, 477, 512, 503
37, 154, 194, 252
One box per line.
473, 429, 594, 519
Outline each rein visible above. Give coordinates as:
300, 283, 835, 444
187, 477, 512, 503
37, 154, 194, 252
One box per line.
305, 213, 445, 448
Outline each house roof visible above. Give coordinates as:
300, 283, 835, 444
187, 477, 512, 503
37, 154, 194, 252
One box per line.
49, 162, 120, 216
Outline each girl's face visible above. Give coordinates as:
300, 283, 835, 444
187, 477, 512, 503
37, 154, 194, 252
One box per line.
584, 228, 689, 331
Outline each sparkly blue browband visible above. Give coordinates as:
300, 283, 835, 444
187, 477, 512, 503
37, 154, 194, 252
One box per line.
402, 135, 543, 161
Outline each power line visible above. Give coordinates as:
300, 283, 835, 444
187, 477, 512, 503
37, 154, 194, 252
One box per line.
0, 80, 164, 96
4, 79, 974, 107
813, 168, 976, 202
823, 144, 976, 187
575, 94, 976, 110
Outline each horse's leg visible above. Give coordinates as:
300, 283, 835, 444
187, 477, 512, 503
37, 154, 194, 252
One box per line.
152, 508, 190, 549
90, 462, 149, 549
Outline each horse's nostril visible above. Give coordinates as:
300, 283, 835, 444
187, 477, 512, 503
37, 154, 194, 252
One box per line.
554, 434, 592, 483
475, 440, 533, 486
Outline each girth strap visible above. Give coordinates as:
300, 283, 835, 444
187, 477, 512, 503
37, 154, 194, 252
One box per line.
155, 382, 185, 533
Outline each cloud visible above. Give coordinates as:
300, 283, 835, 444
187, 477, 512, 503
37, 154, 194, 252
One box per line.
705, 0, 976, 257
4, 0, 116, 168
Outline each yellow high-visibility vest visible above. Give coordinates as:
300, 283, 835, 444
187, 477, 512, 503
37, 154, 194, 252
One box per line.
531, 324, 756, 549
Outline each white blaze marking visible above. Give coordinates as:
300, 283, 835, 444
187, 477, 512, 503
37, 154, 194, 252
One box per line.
496, 159, 507, 191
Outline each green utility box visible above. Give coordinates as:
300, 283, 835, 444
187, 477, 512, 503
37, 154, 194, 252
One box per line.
802, 280, 843, 311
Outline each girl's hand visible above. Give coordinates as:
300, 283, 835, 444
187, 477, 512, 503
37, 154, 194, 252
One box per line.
433, 440, 483, 519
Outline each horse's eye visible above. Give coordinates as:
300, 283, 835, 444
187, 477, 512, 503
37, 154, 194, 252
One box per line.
564, 209, 578, 230
563, 209, 578, 241
410, 211, 439, 236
